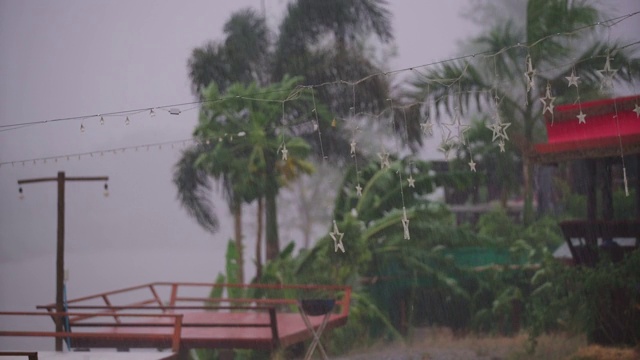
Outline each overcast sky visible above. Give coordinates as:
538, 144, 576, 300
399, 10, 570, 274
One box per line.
1, 0, 638, 350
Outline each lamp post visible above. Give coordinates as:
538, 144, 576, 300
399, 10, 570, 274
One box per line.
18, 171, 109, 351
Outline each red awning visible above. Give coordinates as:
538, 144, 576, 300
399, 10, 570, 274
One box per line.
532, 95, 640, 163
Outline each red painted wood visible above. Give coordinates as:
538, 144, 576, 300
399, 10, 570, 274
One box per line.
67, 311, 347, 350
535, 95, 640, 155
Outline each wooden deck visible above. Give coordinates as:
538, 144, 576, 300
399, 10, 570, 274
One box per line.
0, 282, 351, 353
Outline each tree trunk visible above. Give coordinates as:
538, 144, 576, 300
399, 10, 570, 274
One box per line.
522, 97, 535, 225
233, 202, 244, 284
255, 197, 263, 280
265, 160, 280, 261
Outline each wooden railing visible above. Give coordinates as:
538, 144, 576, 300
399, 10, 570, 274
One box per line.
0, 352, 38, 360
3, 282, 351, 352
38, 282, 351, 318
0, 311, 183, 352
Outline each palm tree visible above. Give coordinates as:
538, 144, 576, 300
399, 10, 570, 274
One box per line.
405, 0, 640, 224
188, 9, 270, 97
176, 76, 316, 283
273, 0, 394, 115
176, 1, 408, 279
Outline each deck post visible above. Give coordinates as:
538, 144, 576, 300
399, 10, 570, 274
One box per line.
172, 314, 183, 352
268, 307, 280, 350
170, 284, 178, 307
17, 172, 109, 351
55, 171, 65, 351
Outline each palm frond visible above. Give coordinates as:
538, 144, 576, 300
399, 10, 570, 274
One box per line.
173, 146, 219, 233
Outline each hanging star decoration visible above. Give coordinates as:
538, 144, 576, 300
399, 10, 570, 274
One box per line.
577, 110, 587, 124
540, 83, 556, 117
446, 111, 470, 145
524, 55, 536, 93
598, 53, 618, 90
487, 120, 511, 143
401, 207, 410, 240
280, 144, 288, 161
633, 103, 640, 118
407, 175, 416, 188
468, 159, 477, 172
565, 69, 580, 88
330, 220, 345, 253
441, 111, 470, 147
487, 112, 511, 152
350, 140, 357, 157
420, 120, 433, 136
377, 149, 390, 169
440, 118, 457, 145
355, 183, 363, 197
498, 140, 506, 153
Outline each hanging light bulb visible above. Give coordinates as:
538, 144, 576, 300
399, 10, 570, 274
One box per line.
149, 108, 156, 117
80, 123, 85, 133
100, 116, 105, 125
19, 187, 24, 200
125, 116, 130, 125
103, 183, 109, 197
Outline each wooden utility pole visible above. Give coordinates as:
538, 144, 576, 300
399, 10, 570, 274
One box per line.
18, 171, 109, 351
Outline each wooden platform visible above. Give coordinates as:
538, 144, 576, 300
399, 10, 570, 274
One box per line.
69, 311, 347, 350
0, 282, 351, 353
0, 351, 175, 360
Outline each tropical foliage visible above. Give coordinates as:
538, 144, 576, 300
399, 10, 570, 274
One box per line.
176, 1, 640, 357
175, 76, 319, 283
405, 0, 640, 223
175, 0, 410, 282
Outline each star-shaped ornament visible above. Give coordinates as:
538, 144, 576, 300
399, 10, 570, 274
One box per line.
540, 83, 556, 116
401, 207, 410, 240
577, 111, 587, 124
355, 183, 363, 197
455, 119, 471, 144
565, 69, 580, 88
633, 103, 640, 118
487, 121, 511, 143
407, 175, 416, 188
468, 159, 477, 172
441, 112, 470, 145
598, 54, 618, 89
420, 121, 433, 136
281, 145, 288, 161
498, 140, 506, 153
330, 220, 345, 253
350, 140, 357, 156
524, 55, 536, 93
497, 122, 511, 141
440, 119, 457, 145
377, 150, 390, 169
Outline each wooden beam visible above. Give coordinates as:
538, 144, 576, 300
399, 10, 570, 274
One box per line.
16, 171, 109, 351
55, 171, 64, 351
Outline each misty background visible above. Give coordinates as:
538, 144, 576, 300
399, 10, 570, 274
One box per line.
1, 0, 638, 351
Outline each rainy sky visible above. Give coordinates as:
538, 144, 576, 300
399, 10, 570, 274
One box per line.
0, 0, 638, 350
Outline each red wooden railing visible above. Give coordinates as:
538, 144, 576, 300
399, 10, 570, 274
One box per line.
2, 282, 351, 352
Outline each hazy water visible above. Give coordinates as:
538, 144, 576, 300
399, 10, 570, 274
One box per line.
0, 244, 228, 351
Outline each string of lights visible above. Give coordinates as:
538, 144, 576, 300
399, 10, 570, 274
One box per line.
1, 10, 639, 170
0, 138, 195, 168
0, 10, 637, 134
